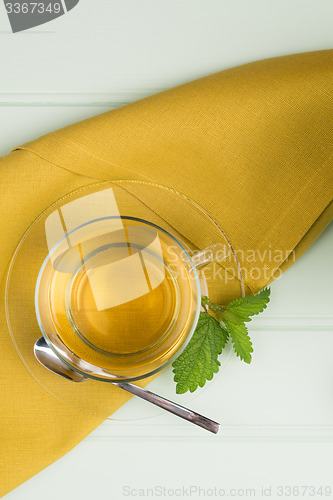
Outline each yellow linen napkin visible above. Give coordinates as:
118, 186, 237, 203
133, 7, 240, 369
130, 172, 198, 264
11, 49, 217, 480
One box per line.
1, 49, 333, 496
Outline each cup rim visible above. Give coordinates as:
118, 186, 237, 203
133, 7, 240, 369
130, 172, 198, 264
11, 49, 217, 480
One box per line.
35, 215, 202, 383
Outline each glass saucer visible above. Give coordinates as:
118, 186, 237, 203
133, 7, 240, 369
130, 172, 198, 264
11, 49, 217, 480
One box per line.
5, 180, 244, 420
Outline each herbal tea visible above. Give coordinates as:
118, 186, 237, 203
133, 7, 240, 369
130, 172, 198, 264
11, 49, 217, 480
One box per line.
68, 243, 180, 356
40, 225, 197, 377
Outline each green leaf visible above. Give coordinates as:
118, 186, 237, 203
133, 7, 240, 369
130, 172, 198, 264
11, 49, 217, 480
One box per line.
173, 289, 271, 394
203, 301, 225, 317
172, 312, 229, 394
220, 309, 244, 325
224, 320, 253, 363
225, 287, 271, 323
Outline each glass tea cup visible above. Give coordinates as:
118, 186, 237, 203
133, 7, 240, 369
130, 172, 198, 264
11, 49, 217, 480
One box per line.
35, 216, 228, 382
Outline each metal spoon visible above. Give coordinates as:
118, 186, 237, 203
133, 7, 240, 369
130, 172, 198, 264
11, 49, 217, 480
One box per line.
34, 337, 219, 434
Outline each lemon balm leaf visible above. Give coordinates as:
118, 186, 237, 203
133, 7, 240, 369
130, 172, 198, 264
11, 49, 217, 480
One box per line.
172, 312, 229, 394
225, 287, 271, 322
173, 289, 271, 393
223, 320, 253, 364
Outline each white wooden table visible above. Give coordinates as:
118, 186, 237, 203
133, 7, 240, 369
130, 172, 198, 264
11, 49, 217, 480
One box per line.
1, 1, 332, 498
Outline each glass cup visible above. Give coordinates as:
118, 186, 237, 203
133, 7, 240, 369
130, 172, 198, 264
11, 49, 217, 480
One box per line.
35, 215, 227, 382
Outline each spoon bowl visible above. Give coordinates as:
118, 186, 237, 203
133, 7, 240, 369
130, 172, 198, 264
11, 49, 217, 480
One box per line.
34, 337, 220, 434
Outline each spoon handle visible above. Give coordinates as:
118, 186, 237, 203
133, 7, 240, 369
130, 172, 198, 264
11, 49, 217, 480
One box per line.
114, 381, 220, 434
34, 338, 219, 433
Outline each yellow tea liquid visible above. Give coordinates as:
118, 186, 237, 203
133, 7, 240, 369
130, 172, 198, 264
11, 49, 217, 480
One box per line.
69, 258, 179, 355
47, 238, 194, 375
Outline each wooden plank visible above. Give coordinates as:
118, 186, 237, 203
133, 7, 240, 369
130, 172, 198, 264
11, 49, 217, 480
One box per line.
0, 0, 332, 94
